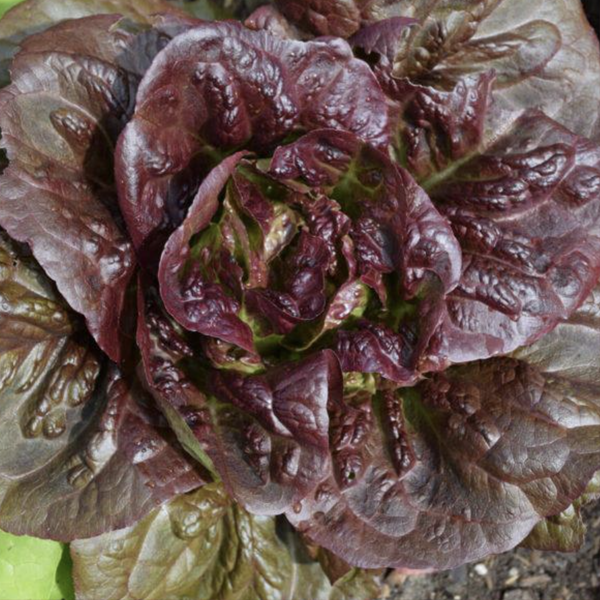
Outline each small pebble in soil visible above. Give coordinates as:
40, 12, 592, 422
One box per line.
502, 590, 537, 600
474, 564, 489, 576
505, 567, 520, 586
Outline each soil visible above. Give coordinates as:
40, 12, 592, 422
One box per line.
583, 0, 600, 32
384, 503, 600, 600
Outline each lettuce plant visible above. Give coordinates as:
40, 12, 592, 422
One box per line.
1, 0, 600, 596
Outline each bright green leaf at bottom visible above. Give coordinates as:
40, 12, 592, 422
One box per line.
0, 529, 74, 600
0, 1, 23, 17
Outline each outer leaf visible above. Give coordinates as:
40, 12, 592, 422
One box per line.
138, 281, 341, 515
0, 224, 202, 542
71, 484, 382, 600
521, 504, 585, 553
0, 0, 186, 88
386, 0, 600, 140
515, 286, 600, 552
0, 15, 172, 361
524, 471, 600, 552
513, 283, 600, 387
0, 530, 72, 600
0, 364, 205, 541
0, 232, 99, 481
420, 111, 600, 369
116, 20, 393, 261
288, 353, 600, 570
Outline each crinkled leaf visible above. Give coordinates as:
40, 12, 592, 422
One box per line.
0, 16, 175, 361
419, 112, 600, 368
513, 284, 600, 554
116, 20, 393, 261
244, 4, 300, 39
273, 0, 420, 37
0, 530, 73, 600
513, 282, 600, 553
0, 361, 205, 541
393, 73, 495, 181
71, 483, 382, 600
270, 129, 461, 296
288, 349, 600, 569
526, 470, 600, 552
510, 284, 600, 552
136, 277, 219, 476
245, 230, 332, 336
228, 165, 301, 292
0, 0, 186, 88
335, 321, 418, 384
269, 128, 462, 381
349, 17, 417, 63
385, 0, 600, 139
513, 283, 600, 387
274, 0, 362, 37
0, 232, 200, 539
159, 152, 255, 351
138, 281, 341, 515
207, 350, 341, 515
238, 178, 354, 345
158, 153, 339, 353
0, 232, 99, 481
351, 19, 495, 181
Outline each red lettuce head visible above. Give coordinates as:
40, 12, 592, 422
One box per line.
1, 0, 600, 593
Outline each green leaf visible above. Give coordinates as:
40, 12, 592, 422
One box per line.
71, 484, 381, 600
521, 473, 600, 552
0, 0, 23, 18
0, 529, 74, 600
521, 504, 586, 553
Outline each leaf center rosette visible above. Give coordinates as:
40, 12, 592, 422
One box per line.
156, 130, 464, 380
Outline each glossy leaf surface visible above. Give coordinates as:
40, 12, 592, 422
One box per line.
0, 16, 170, 360
117, 20, 393, 261
71, 484, 381, 600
